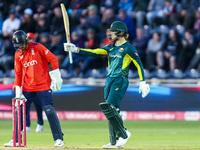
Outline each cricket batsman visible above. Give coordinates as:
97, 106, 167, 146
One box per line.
4, 30, 64, 147
64, 21, 150, 149
25, 32, 44, 133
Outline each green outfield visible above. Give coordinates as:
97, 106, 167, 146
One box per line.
1, 120, 200, 150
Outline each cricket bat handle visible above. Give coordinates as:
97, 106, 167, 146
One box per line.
67, 38, 73, 64
69, 49, 73, 64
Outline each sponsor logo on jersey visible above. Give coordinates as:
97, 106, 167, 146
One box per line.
24, 60, 37, 67
45, 49, 49, 55
31, 48, 35, 55
118, 48, 124, 52
109, 53, 122, 58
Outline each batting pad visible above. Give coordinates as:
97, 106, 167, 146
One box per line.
99, 102, 128, 139
44, 105, 63, 141
108, 120, 117, 145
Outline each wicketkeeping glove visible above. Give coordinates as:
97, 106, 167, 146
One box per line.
139, 81, 150, 98
64, 43, 78, 53
49, 69, 63, 91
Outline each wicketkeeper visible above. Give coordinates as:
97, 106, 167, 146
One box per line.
4, 30, 64, 147
64, 21, 150, 149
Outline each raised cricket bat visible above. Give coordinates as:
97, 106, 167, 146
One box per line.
60, 3, 73, 64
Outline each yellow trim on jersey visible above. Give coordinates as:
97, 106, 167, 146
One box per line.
126, 54, 143, 81
81, 48, 108, 55
115, 41, 127, 46
109, 48, 113, 51
122, 54, 132, 69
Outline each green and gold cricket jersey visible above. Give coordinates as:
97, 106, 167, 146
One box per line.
79, 41, 145, 81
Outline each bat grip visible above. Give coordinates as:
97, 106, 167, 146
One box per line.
69, 50, 73, 64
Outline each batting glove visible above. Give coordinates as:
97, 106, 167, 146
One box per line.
14, 85, 27, 107
49, 69, 63, 91
139, 81, 150, 98
15, 97, 27, 107
64, 43, 78, 53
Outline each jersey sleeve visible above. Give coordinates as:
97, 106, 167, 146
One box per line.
14, 53, 22, 87
127, 46, 145, 81
38, 43, 59, 70
79, 48, 108, 57
79, 44, 112, 57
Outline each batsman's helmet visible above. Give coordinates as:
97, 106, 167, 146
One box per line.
108, 21, 129, 39
108, 21, 128, 33
12, 30, 28, 50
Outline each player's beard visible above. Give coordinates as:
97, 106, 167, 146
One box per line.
19, 43, 29, 52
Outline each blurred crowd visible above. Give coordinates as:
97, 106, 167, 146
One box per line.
0, 0, 200, 79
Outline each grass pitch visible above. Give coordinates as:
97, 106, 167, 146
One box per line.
0, 120, 200, 149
